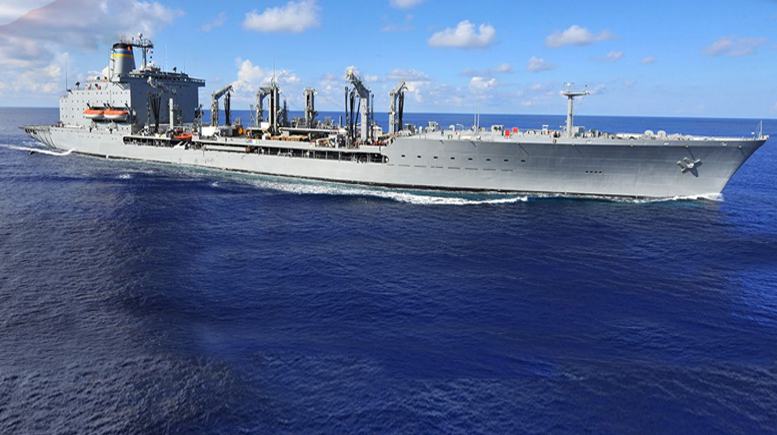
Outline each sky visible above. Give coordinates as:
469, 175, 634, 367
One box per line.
0, 0, 775, 118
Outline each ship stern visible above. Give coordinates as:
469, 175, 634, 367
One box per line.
21, 125, 57, 149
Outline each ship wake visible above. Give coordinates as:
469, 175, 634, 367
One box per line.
1, 144, 75, 157
243, 178, 530, 205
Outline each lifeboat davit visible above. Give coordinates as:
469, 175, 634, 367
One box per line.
83, 108, 105, 120
104, 108, 129, 122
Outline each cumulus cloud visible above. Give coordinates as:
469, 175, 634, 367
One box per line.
230, 58, 300, 106
389, 0, 424, 8
0, 0, 182, 101
470, 76, 497, 91
640, 56, 657, 64
243, 0, 320, 34
461, 63, 512, 77
200, 12, 226, 32
703, 36, 768, 56
545, 25, 615, 48
527, 57, 556, 72
232, 58, 299, 93
428, 20, 496, 49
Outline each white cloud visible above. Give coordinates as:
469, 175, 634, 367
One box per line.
0, 0, 182, 102
13, 52, 69, 94
0, 0, 52, 26
516, 82, 559, 108
232, 58, 298, 90
545, 25, 615, 48
386, 69, 432, 82
243, 0, 320, 34
527, 57, 556, 72
592, 50, 624, 62
0, 0, 182, 69
703, 36, 767, 56
461, 63, 512, 77
428, 20, 496, 49
588, 84, 607, 95
200, 12, 227, 32
640, 56, 657, 64
389, 0, 424, 9
470, 76, 497, 91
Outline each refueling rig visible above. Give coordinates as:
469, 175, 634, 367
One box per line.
189, 69, 408, 150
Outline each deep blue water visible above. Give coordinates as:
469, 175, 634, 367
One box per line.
1, 107, 776, 434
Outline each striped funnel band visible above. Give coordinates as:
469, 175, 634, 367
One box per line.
111, 45, 133, 58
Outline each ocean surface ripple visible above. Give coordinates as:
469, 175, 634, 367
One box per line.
1, 108, 776, 434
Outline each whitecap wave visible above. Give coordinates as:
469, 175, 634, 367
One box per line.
118, 174, 132, 180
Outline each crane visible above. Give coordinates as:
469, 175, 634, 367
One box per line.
254, 85, 273, 127
345, 70, 372, 143
389, 79, 408, 135
210, 84, 233, 127
304, 87, 317, 128
254, 81, 285, 135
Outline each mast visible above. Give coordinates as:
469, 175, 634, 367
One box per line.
561, 83, 589, 137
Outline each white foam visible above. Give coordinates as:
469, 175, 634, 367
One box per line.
624, 193, 723, 204
0, 144, 75, 157
242, 177, 529, 205
118, 174, 132, 180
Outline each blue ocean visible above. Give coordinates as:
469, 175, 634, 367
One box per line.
1, 107, 776, 434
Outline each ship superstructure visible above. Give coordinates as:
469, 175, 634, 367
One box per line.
57, 34, 204, 136
24, 35, 768, 199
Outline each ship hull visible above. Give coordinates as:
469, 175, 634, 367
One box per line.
23, 125, 765, 198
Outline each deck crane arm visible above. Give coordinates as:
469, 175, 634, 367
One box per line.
389, 79, 408, 135
210, 84, 233, 127
254, 86, 273, 126
345, 71, 372, 143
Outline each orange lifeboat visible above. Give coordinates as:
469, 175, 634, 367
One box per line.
104, 108, 129, 122
83, 108, 105, 120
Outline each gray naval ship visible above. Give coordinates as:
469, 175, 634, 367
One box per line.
24, 34, 768, 199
